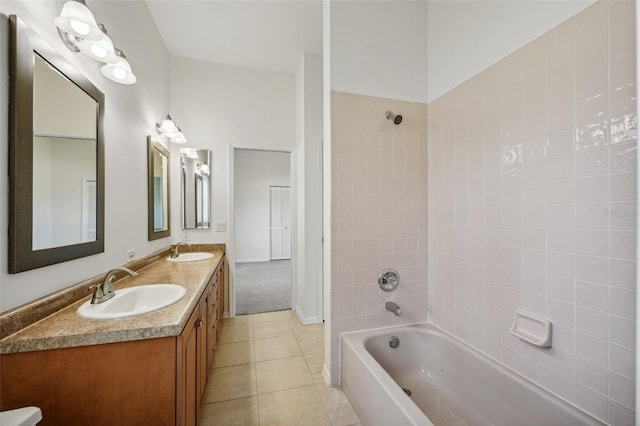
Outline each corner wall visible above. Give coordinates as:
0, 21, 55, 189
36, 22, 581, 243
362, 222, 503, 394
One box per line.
428, 2, 636, 423
329, 91, 429, 383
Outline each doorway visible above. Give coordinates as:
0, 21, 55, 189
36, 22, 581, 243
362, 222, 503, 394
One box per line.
233, 149, 292, 315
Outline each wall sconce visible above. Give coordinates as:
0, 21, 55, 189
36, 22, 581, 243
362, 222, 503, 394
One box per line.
55, 0, 137, 84
156, 115, 188, 145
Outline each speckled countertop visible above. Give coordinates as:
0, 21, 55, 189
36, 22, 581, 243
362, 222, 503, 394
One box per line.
0, 250, 223, 354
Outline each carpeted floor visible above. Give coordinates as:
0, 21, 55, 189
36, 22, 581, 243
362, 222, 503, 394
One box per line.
235, 260, 291, 315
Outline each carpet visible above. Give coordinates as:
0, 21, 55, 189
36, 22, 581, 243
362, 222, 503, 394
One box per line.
235, 260, 291, 315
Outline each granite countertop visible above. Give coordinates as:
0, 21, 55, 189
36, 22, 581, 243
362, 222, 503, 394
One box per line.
0, 250, 224, 354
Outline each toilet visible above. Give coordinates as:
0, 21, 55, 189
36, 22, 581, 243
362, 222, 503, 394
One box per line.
0, 407, 42, 426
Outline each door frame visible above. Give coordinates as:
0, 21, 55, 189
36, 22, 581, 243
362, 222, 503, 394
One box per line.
228, 145, 293, 318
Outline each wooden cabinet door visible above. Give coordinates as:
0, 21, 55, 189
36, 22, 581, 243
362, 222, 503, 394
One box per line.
177, 306, 199, 426
197, 293, 208, 402
206, 279, 217, 371
217, 262, 224, 338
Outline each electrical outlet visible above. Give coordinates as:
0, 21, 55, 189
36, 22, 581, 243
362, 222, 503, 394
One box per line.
126, 249, 135, 262
215, 220, 227, 232
182, 230, 190, 241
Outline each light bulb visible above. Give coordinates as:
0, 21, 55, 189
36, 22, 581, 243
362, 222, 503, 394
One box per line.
90, 44, 107, 58
70, 19, 90, 35
112, 67, 127, 80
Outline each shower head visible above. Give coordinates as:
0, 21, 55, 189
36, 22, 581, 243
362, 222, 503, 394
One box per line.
385, 110, 403, 125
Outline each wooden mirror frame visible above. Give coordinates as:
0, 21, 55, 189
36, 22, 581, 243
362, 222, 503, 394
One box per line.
8, 15, 105, 273
147, 137, 171, 241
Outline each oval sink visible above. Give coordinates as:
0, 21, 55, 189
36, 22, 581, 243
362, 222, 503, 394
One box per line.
77, 284, 186, 319
167, 252, 213, 262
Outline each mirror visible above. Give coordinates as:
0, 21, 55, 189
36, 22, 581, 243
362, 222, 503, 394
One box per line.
8, 15, 105, 273
148, 137, 171, 240
180, 148, 211, 229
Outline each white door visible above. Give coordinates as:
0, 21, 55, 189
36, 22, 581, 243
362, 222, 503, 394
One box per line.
270, 186, 291, 260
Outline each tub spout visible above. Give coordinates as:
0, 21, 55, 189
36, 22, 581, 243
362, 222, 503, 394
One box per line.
385, 301, 401, 316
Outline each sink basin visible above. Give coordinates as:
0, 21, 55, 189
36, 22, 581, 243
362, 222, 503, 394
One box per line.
77, 284, 186, 319
167, 252, 213, 262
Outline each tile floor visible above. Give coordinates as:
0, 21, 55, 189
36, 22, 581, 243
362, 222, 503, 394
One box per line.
201, 309, 361, 426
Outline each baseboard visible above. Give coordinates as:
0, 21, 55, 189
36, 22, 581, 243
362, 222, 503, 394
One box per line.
322, 363, 332, 386
235, 258, 270, 264
295, 306, 322, 325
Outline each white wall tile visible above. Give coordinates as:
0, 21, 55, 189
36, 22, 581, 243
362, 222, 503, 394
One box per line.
609, 371, 635, 408
576, 280, 609, 311
575, 331, 609, 368
610, 315, 636, 348
575, 356, 609, 394
574, 383, 609, 422
418, 2, 637, 421
576, 306, 610, 339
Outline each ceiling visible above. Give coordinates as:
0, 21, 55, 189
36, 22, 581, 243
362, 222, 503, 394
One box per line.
145, 0, 323, 74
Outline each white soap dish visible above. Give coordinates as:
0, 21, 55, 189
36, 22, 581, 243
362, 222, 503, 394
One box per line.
509, 311, 552, 348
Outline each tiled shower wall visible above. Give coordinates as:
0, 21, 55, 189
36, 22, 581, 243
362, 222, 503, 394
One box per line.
427, 1, 636, 424
330, 92, 429, 381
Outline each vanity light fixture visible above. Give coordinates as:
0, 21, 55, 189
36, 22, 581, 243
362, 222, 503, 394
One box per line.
55, 0, 136, 84
101, 49, 137, 84
76, 25, 117, 63
156, 115, 188, 145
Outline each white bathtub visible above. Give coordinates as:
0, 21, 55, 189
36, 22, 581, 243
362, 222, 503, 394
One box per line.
340, 323, 603, 426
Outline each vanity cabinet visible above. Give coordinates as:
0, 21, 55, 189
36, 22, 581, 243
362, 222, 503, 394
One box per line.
176, 257, 225, 426
0, 256, 225, 426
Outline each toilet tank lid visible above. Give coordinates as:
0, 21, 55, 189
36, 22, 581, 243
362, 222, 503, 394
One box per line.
0, 406, 43, 426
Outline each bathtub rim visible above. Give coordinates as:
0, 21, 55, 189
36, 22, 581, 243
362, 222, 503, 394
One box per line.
340, 323, 430, 425
339, 321, 604, 426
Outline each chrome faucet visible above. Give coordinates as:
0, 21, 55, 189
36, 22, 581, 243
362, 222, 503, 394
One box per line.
171, 242, 191, 259
385, 301, 401, 316
89, 267, 138, 304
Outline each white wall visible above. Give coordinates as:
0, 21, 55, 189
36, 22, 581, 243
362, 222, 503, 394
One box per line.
234, 150, 290, 263
330, 0, 429, 103
0, 0, 170, 312
294, 53, 324, 324
169, 57, 296, 245
427, 0, 596, 101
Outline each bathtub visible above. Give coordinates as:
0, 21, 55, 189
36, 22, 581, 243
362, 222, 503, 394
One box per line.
340, 323, 603, 426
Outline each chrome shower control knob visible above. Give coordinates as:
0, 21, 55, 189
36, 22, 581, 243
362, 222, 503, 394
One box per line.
378, 268, 400, 292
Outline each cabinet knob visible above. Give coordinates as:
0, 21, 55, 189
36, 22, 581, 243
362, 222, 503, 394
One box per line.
197, 319, 203, 328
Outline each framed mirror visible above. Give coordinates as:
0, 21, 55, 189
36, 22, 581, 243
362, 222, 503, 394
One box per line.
148, 137, 170, 240
180, 148, 211, 229
8, 15, 105, 273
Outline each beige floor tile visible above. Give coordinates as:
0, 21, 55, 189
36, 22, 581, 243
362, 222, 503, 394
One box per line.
256, 356, 313, 394
288, 309, 303, 325
218, 323, 253, 344
292, 321, 324, 335
213, 340, 255, 368
254, 335, 301, 362
253, 320, 293, 339
304, 353, 326, 384
315, 384, 361, 426
250, 310, 291, 323
258, 385, 331, 426
200, 396, 259, 426
222, 315, 251, 327
204, 363, 256, 403
296, 331, 324, 354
